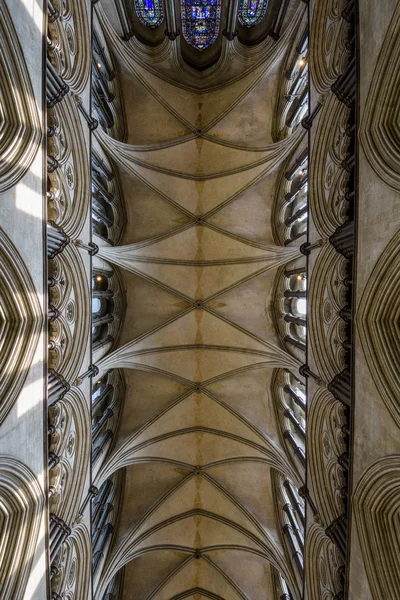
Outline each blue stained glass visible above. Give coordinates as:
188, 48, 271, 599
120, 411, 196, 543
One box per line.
135, 0, 164, 28
238, 0, 268, 27
181, 0, 221, 50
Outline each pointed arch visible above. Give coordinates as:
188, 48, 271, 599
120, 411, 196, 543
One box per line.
0, 3, 41, 192
135, 0, 164, 27
0, 229, 43, 424
238, 0, 268, 28
180, 0, 222, 51
0, 456, 44, 600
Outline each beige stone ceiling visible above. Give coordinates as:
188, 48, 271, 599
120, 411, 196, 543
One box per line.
94, 5, 306, 597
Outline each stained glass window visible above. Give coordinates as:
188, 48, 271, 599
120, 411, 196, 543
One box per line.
181, 0, 221, 51
238, 0, 268, 27
135, 0, 164, 28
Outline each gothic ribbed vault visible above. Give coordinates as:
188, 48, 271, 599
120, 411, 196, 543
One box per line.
92, 6, 306, 598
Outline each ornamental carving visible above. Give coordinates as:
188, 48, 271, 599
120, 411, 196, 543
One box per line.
50, 524, 91, 600
48, 389, 90, 525
310, 0, 351, 94
305, 524, 344, 600
309, 93, 351, 238
48, 243, 90, 384
47, 0, 90, 94
307, 388, 347, 527
308, 244, 348, 382
48, 94, 90, 238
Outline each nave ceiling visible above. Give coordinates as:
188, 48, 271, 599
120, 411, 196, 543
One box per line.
3, 1, 400, 600
92, 2, 307, 598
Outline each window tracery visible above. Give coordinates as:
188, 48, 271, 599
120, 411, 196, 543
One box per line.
283, 160, 308, 247
272, 146, 309, 248
92, 272, 115, 352
90, 30, 121, 134
238, 0, 268, 28
275, 473, 305, 586
92, 471, 124, 583
135, 0, 164, 27
91, 150, 125, 245
92, 370, 124, 473
284, 30, 309, 127
279, 370, 307, 469
272, 22, 308, 141
283, 271, 307, 354
181, 0, 221, 50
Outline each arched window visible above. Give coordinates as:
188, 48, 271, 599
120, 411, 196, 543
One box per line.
280, 478, 305, 578
283, 271, 307, 353
93, 28, 115, 82
92, 151, 125, 245
283, 155, 308, 246
91, 471, 123, 577
285, 71, 308, 129
92, 370, 121, 468
135, 0, 164, 27
283, 24, 308, 133
238, 0, 268, 27
92, 150, 113, 182
279, 370, 306, 468
92, 178, 114, 243
92, 371, 114, 409
92, 272, 115, 351
92, 79, 114, 130
181, 0, 222, 50
91, 151, 126, 245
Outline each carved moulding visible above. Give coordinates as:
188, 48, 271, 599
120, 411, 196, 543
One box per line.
308, 244, 348, 383
353, 456, 400, 600
51, 523, 91, 600
48, 94, 90, 239
356, 229, 400, 428
0, 3, 41, 192
0, 229, 43, 424
310, 0, 351, 95
48, 243, 90, 384
310, 93, 351, 238
307, 387, 346, 528
48, 0, 90, 94
0, 456, 44, 600
359, 2, 400, 191
305, 523, 344, 600
48, 388, 90, 525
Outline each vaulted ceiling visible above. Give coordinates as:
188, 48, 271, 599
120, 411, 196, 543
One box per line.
94, 2, 306, 597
